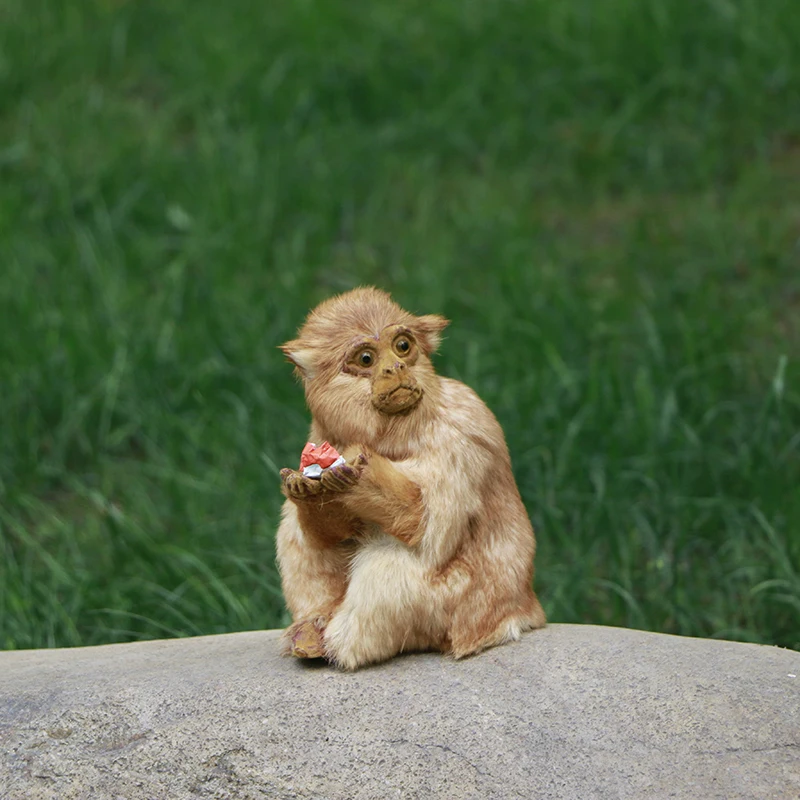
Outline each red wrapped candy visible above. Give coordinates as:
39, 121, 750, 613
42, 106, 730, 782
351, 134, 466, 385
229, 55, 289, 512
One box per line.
300, 441, 342, 471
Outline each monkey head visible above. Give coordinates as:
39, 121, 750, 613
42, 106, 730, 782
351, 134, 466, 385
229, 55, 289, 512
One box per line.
280, 287, 449, 448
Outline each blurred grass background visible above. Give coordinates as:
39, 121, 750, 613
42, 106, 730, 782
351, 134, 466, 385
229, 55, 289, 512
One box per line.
1, 0, 799, 651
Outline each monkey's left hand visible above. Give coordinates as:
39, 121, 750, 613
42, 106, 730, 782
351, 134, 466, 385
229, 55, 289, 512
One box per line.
319, 453, 368, 493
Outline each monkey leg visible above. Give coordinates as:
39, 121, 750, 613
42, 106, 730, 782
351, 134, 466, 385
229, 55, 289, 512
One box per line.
447, 586, 546, 660
276, 500, 358, 659
322, 539, 447, 670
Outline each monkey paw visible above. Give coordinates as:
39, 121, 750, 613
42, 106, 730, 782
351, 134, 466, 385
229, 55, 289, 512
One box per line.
284, 616, 328, 659
320, 454, 368, 494
280, 468, 324, 500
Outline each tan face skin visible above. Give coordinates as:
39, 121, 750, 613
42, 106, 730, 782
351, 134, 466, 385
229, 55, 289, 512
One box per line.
341, 324, 423, 415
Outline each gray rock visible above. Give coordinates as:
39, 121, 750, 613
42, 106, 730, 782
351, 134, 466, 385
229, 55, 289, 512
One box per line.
1, 624, 798, 799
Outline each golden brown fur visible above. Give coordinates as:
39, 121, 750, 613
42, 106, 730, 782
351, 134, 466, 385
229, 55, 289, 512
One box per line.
276, 287, 546, 669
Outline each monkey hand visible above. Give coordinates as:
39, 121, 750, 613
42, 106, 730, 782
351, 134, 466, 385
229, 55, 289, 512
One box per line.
319, 453, 368, 494
280, 468, 324, 501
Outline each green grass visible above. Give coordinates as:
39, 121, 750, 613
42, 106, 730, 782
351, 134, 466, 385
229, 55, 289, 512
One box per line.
1, 0, 799, 651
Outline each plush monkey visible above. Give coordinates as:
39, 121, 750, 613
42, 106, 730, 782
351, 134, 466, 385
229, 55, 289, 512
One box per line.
276, 287, 545, 669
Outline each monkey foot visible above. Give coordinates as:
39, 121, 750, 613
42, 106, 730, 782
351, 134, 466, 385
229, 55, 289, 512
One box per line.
286, 618, 327, 659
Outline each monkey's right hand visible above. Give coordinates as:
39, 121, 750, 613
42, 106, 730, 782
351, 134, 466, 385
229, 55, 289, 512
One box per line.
280, 469, 324, 501
319, 453, 368, 494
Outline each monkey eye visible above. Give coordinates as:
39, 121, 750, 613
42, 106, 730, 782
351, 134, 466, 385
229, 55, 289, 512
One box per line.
394, 338, 411, 355
358, 351, 374, 367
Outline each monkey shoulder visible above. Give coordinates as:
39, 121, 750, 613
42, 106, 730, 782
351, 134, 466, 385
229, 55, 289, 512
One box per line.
436, 378, 507, 452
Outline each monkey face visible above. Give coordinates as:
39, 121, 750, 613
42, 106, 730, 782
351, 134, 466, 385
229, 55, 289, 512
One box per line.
343, 326, 424, 415
280, 287, 449, 447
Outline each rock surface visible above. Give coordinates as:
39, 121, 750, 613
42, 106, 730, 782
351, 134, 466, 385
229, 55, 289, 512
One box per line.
1, 624, 798, 799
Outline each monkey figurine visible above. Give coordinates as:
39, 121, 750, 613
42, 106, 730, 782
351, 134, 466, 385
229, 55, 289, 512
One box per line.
276, 287, 546, 670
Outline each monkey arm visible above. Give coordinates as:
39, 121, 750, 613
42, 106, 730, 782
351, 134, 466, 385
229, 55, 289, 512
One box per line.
403, 424, 496, 567
281, 468, 360, 548
294, 496, 362, 549
338, 453, 425, 547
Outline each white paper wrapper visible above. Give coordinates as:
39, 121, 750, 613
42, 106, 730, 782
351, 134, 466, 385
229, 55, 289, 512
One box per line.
302, 456, 346, 479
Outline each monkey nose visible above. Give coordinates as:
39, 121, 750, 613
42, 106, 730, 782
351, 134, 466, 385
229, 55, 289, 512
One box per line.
383, 361, 406, 375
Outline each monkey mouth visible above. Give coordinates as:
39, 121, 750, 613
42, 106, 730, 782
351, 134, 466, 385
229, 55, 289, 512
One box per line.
373, 383, 423, 414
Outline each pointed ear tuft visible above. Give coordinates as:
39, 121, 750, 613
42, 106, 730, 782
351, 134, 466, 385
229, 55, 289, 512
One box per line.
279, 340, 317, 379
413, 314, 450, 355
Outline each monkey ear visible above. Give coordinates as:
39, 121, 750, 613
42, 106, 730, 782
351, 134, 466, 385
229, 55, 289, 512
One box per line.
413, 314, 450, 355
279, 340, 317, 379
